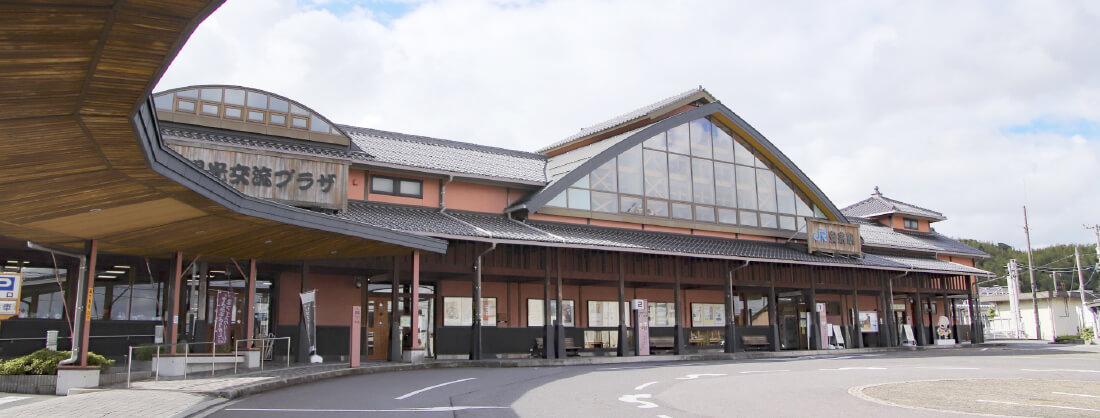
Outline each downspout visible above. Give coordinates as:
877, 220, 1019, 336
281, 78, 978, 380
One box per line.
438, 175, 454, 213
28, 241, 86, 366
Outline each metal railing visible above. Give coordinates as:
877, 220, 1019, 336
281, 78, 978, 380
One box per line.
233, 337, 291, 374
126, 337, 292, 388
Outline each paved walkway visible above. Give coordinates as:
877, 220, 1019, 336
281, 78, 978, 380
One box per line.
0, 342, 1023, 417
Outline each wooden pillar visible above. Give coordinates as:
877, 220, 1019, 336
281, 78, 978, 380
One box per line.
808, 267, 820, 350
724, 263, 737, 354
914, 290, 926, 346
555, 248, 564, 359
169, 250, 183, 354
768, 265, 780, 351
885, 274, 897, 347
673, 257, 683, 355
852, 272, 863, 349
543, 248, 554, 359
244, 259, 257, 349
410, 251, 421, 350
79, 240, 98, 365
966, 276, 979, 343
391, 257, 402, 361
617, 253, 627, 357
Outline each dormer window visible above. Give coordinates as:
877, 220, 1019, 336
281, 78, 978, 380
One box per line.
371, 175, 423, 198
903, 218, 919, 230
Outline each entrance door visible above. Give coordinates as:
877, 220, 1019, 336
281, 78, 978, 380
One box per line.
366, 298, 391, 360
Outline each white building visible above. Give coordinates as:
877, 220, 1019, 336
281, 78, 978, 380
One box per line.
981, 287, 1096, 341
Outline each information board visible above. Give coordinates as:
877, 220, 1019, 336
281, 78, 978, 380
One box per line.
0, 273, 22, 319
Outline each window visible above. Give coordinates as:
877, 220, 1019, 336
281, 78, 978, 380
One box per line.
903, 218, 919, 230
587, 301, 629, 327
370, 175, 423, 198
527, 299, 575, 327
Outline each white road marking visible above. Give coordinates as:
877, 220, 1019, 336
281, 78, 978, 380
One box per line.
739, 370, 791, 374
635, 381, 659, 390
1020, 368, 1100, 373
599, 363, 705, 371
618, 394, 659, 409
819, 367, 887, 371
0, 397, 30, 406
976, 399, 1100, 413
916, 367, 980, 370
226, 406, 508, 413
657, 415, 672, 418
828, 354, 881, 360
1052, 391, 1100, 398
675, 373, 727, 380
981, 348, 989, 351
394, 377, 477, 400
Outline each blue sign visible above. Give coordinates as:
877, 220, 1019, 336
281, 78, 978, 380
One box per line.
0, 275, 16, 292
813, 229, 829, 242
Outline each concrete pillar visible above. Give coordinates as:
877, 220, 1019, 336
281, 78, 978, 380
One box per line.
78, 240, 98, 365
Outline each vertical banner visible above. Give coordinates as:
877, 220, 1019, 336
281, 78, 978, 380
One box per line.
634, 299, 650, 356
213, 291, 235, 345
299, 290, 319, 359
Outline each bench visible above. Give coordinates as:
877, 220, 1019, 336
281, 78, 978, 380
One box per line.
532, 337, 581, 357
741, 335, 771, 350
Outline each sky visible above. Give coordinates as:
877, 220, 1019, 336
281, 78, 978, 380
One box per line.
157, 0, 1100, 250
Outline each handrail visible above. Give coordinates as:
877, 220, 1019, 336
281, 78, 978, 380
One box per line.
0, 334, 156, 342
127, 337, 293, 388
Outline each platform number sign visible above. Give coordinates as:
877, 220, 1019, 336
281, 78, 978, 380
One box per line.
0, 273, 22, 319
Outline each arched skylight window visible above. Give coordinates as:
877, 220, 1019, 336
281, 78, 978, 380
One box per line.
545, 117, 822, 232
153, 86, 349, 146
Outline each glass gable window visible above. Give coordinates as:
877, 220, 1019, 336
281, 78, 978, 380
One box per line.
542, 117, 824, 232
153, 87, 345, 136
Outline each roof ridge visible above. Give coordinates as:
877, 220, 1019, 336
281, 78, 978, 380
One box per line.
340, 124, 546, 160
536, 86, 712, 153
877, 194, 944, 217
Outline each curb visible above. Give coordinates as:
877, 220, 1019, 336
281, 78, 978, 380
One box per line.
200, 343, 1004, 400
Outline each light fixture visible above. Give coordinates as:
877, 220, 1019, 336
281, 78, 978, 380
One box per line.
6, 260, 19, 265
264, 240, 272, 244
97, 274, 116, 279
105, 270, 127, 274
114, 265, 131, 269
354, 278, 362, 288
195, 230, 205, 235
89, 208, 101, 212
210, 270, 226, 274
330, 250, 338, 255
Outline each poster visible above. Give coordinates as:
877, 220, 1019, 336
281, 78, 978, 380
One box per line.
213, 291, 235, 345
527, 299, 575, 327
443, 297, 496, 326
858, 311, 879, 332
691, 303, 725, 327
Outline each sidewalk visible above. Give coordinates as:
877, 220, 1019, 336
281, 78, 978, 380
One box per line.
0, 342, 1023, 417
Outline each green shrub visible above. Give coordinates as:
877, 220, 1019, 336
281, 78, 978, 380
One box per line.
132, 344, 171, 361
1055, 335, 1081, 343
1082, 327, 1095, 341
0, 349, 115, 375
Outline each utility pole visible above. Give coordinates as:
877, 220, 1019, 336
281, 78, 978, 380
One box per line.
1023, 206, 1041, 340
1074, 247, 1091, 333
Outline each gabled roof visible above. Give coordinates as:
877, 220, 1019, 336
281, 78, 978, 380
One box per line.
339, 201, 991, 276
512, 99, 849, 223
841, 187, 947, 221
343, 125, 548, 185
538, 87, 716, 154
161, 123, 372, 161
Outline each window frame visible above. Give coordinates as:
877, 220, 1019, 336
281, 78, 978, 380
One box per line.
903, 218, 919, 230
370, 174, 423, 198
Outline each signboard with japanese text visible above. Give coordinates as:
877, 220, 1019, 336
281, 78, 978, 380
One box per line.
213, 291, 235, 345
169, 143, 348, 210
0, 273, 22, 319
806, 219, 862, 256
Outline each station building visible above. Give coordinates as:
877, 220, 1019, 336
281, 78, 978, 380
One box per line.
0, 1, 990, 364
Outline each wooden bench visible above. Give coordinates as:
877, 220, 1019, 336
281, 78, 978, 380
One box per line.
741, 335, 771, 350
532, 337, 581, 357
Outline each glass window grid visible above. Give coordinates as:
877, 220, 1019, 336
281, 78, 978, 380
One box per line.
546, 117, 822, 231
370, 175, 423, 198
157, 87, 342, 135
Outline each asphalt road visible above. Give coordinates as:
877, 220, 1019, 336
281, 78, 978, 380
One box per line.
210, 343, 1100, 417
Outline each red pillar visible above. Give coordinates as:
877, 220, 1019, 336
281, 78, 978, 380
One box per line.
79, 240, 98, 366
169, 251, 183, 354
410, 251, 421, 350
244, 259, 257, 349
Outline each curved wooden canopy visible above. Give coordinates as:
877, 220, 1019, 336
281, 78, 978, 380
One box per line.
0, 0, 447, 261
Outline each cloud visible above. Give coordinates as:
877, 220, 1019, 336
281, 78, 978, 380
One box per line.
158, 0, 1100, 249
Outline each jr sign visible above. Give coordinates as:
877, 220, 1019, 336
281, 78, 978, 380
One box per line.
806, 219, 862, 256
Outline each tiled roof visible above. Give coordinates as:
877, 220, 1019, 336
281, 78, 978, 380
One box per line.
338, 202, 990, 276
841, 188, 946, 221
342, 125, 548, 184
161, 124, 372, 160
537, 87, 714, 153
854, 219, 988, 258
